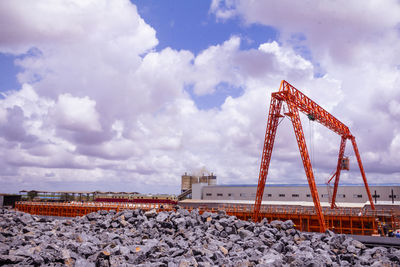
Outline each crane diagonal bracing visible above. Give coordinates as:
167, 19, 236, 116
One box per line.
253, 80, 375, 232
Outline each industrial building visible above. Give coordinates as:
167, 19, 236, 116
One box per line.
191, 184, 400, 205
181, 172, 216, 193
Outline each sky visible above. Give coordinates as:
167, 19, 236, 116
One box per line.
0, 0, 399, 195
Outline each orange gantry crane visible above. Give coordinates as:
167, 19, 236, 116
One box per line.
253, 80, 375, 232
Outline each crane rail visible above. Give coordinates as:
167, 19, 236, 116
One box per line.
349, 235, 400, 249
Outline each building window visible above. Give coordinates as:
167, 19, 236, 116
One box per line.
337, 194, 346, 198
228, 193, 233, 197
292, 194, 299, 197
267, 194, 272, 197
206, 193, 212, 196
278, 194, 285, 197
321, 194, 329, 198
240, 193, 246, 197
353, 194, 362, 198
306, 194, 311, 197
217, 193, 223, 197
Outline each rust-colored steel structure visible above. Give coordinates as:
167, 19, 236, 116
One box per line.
253, 80, 375, 232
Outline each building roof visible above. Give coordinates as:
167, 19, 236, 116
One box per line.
179, 199, 368, 208
206, 183, 400, 188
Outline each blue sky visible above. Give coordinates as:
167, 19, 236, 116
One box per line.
0, 53, 21, 93
133, 0, 277, 54
0, 0, 399, 194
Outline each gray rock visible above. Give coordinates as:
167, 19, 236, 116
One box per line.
212, 250, 225, 261
1, 208, 398, 267
370, 260, 392, 267
75, 258, 96, 267
119, 246, 130, 256
224, 226, 235, 235
0, 255, 26, 264
218, 218, 230, 228
173, 217, 186, 227
229, 234, 241, 243
18, 213, 34, 226
110, 255, 127, 266
177, 209, 190, 217
99, 210, 108, 215
346, 245, 358, 254
77, 243, 93, 256
271, 241, 284, 253
214, 222, 224, 232
101, 219, 111, 228
234, 220, 245, 229
282, 220, 294, 230
219, 231, 228, 238
286, 228, 296, 236
156, 212, 169, 223
258, 250, 283, 266
144, 209, 157, 218
351, 239, 366, 250
123, 211, 133, 220
238, 229, 253, 239
388, 248, 400, 262
326, 229, 336, 237
270, 220, 283, 229
86, 212, 100, 221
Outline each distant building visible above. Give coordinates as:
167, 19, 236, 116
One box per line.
19, 190, 96, 202
181, 172, 216, 193
192, 184, 400, 204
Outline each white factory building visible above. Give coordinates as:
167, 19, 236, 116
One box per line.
191, 184, 400, 205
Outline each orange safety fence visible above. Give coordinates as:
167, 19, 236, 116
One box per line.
15, 201, 400, 236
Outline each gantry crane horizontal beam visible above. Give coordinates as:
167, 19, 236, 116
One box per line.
274, 81, 351, 137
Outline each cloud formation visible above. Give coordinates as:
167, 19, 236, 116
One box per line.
0, 0, 399, 194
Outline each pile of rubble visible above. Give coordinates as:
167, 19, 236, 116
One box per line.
1, 208, 399, 266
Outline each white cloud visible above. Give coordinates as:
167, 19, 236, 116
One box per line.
0, 0, 157, 55
211, 0, 400, 66
53, 94, 101, 132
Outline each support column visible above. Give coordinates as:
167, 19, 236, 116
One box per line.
287, 100, 327, 232
253, 96, 283, 222
351, 136, 375, 210
331, 136, 347, 208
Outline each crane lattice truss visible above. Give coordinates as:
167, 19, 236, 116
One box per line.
253, 80, 375, 232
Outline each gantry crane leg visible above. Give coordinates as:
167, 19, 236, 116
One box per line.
286, 101, 327, 232
351, 136, 375, 210
331, 136, 347, 208
253, 97, 283, 222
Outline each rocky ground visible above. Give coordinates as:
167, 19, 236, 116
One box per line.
0, 208, 399, 266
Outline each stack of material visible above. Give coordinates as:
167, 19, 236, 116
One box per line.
0, 208, 399, 266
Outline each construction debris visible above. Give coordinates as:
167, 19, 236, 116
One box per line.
1, 208, 399, 266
